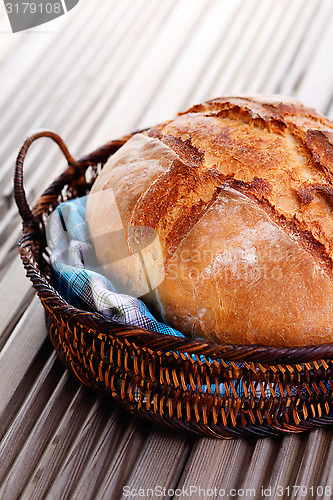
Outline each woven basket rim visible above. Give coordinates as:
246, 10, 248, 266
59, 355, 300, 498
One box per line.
14, 130, 333, 366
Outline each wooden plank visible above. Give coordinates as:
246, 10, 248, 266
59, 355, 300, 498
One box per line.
0, 371, 82, 499
70, 420, 143, 499
43, 398, 142, 499
326, 99, 333, 121
60, 0, 179, 151
0, 11, 81, 97
261, 434, 305, 498
0, 255, 35, 349
0, 352, 65, 483
296, 4, 333, 112
234, 0, 305, 94
176, 437, 253, 498
138, 0, 244, 129
211, 0, 282, 95
52, 407, 148, 499
0, 2, 26, 65
0, 0, 113, 123
292, 429, 332, 497
316, 434, 333, 499
19, 386, 102, 499
222, 0, 287, 95
118, 429, 194, 500
279, 0, 333, 98
0, 349, 62, 442
238, 438, 279, 493
99, 0, 212, 140
187, 0, 257, 105
0, 296, 49, 414
261, 0, 320, 94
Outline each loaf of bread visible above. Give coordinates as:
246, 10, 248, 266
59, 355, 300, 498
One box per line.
86, 95, 333, 347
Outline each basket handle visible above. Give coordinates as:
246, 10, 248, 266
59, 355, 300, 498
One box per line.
14, 131, 77, 229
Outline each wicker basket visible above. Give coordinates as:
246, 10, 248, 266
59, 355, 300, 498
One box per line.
14, 131, 333, 439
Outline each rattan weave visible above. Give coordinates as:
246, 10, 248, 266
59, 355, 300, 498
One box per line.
14, 131, 333, 439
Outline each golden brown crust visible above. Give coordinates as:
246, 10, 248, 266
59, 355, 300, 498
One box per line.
87, 95, 333, 347
148, 95, 333, 270
155, 187, 333, 347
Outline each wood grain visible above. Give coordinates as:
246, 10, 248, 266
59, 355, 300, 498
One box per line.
119, 428, 194, 500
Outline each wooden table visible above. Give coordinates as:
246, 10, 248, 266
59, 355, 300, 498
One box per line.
1, 1, 333, 498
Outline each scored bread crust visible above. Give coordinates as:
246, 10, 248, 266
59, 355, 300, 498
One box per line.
140, 95, 333, 269
87, 95, 333, 347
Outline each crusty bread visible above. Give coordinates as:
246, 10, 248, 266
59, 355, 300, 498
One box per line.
86, 95, 333, 347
